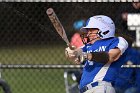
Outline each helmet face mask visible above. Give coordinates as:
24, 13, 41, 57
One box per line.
80, 15, 115, 39
80, 28, 100, 44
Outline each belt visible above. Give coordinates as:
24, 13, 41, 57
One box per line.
80, 82, 98, 93
80, 81, 112, 93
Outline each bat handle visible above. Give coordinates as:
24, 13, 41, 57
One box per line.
67, 44, 76, 50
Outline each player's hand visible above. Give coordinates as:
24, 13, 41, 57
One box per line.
78, 52, 88, 62
65, 47, 87, 64
65, 47, 79, 63
65, 47, 75, 58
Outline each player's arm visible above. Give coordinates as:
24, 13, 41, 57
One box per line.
65, 47, 121, 64
87, 48, 121, 63
65, 37, 128, 64
87, 37, 128, 64
108, 48, 121, 63
65, 48, 120, 64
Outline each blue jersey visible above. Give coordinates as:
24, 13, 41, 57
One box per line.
114, 48, 139, 89
135, 53, 140, 93
114, 47, 140, 92
79, 37, 128, 89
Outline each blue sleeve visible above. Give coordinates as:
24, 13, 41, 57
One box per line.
81, 45, 87, 52
108, 38, 119, 50
109, 37, 128, 54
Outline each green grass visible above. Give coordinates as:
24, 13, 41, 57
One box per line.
2, 69, 66, 93
0, 45, 75, 93
0, 45, 70, 64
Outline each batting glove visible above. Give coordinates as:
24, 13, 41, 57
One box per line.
65, 47, 87, 64
78, 52, 88, 62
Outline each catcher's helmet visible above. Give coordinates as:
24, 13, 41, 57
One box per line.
80, 15, 115, 39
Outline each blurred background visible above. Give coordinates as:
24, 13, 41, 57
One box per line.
0, 2, 139, 93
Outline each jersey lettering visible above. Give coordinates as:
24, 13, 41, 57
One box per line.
94, 46, 106, 52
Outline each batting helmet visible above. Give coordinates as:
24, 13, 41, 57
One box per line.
80, 15, 115, 39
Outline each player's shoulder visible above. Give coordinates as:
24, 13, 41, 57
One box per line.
117, 36, 128, 45
117, 36, 127, 41
112, 36, 128, 44
102, 37, 118, 43
110, 36, 126, 41
102, 37, 128, 46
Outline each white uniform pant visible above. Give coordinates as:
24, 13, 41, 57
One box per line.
84, 81, 116, 93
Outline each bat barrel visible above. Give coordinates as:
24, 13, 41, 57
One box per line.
47, 8, 70, 47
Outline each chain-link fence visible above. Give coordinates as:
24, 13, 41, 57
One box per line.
0, 2, 139, 93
